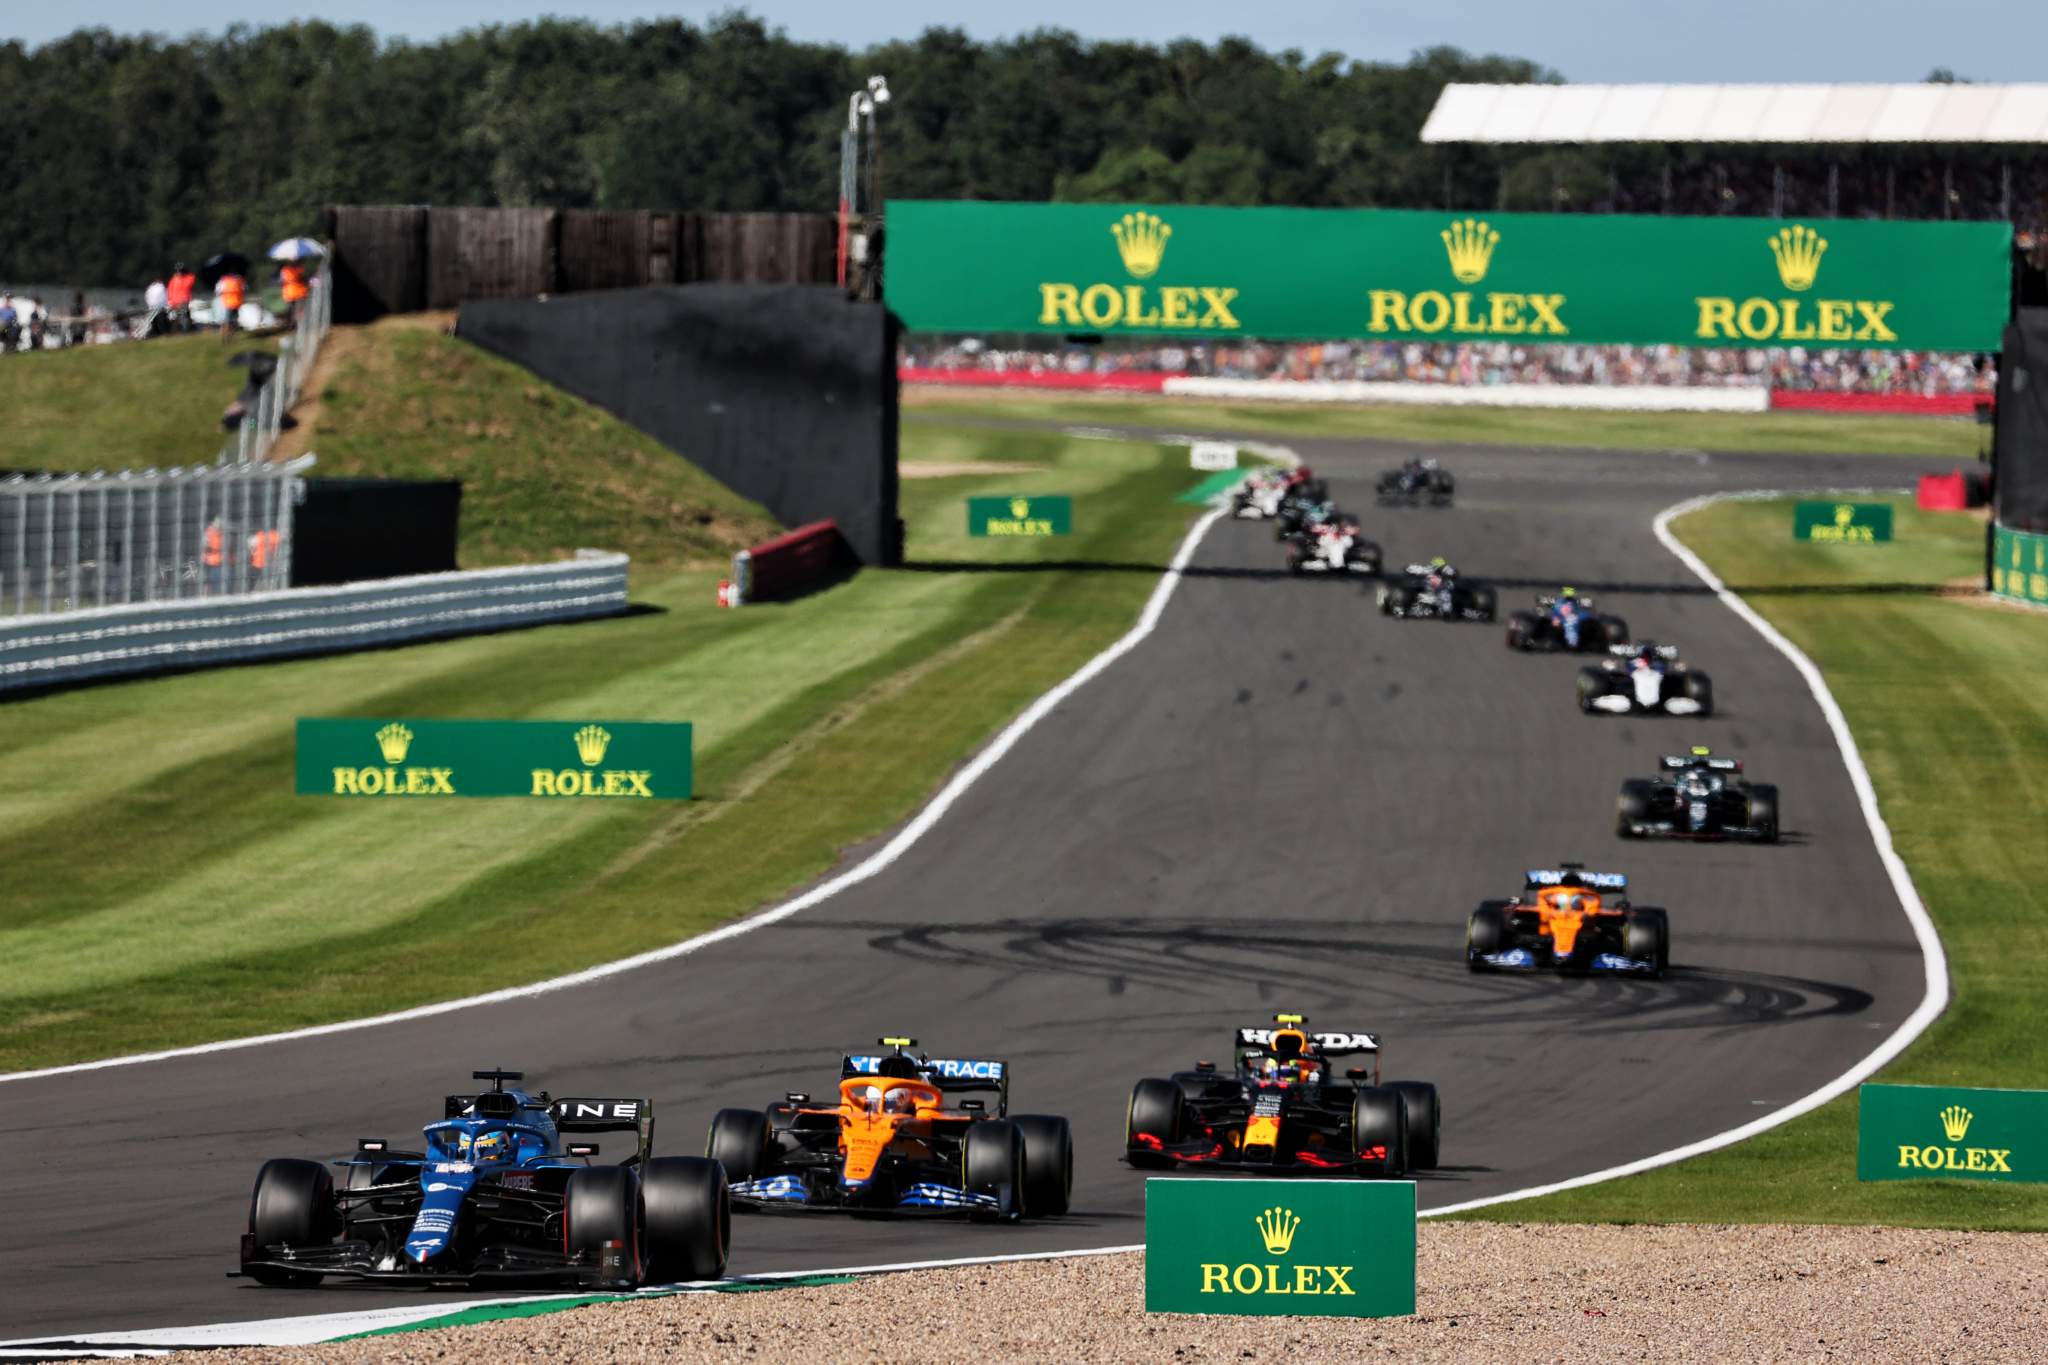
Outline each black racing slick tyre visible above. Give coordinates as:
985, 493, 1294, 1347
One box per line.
1125, 1077, 1184, 1169
1683, 670, 1715, 717
1350, 1086, 1410, 1176
1748, 783, 1780, 843
1600, 616, 1630, 649
247, 1157, 335, 1286
1012, 1114, 1075, 1218
642, 1156, 729, 1283
1466, 902, 1510, 969
1576, 668, 1605, 714
1506, 611, 1539, 650
1386, 1081, 1442, 1171
565, 1165, 642, 1288
1468, 586, 1497, 622
962, 1120, 1026, 1215
1624, 907, 1671, 978
1616, 779, 1656, 838
706, 1108, 770, 1186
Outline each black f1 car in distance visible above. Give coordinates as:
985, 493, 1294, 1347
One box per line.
1376, 457, 1454, 507
1377, 558, 1496, 621
1125, 1014, 1441, 1176
1578, 642, 1713, 716
238, 1070, 729, 1289
1618, 747, 1779, 842
1506, 588, 1628, 653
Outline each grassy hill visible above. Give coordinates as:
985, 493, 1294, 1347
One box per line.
0, 332, 274, 471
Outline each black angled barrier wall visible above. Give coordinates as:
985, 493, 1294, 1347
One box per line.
1995, 309, 2048, 534
291, 478, 463, 587
456, 285, 900, 565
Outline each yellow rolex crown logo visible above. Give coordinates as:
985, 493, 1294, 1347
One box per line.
1834, 504, 1856, 528
1255, 1206, 1301, 1256
574, 724, 612, 767
375, 722, 413, 765
1441, 217, 1500, 285
1768, 224, 1828, 292
1941, 1105, 1974, 1143
1111, 212, 1172, 279
1009, 497, 1031, 518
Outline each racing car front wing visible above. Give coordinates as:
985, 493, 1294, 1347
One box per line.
1128, 1135, 1398, 1176
1470, 947, 1659, 975
237, 1235, 629, 1287
730, 1173, 1008, 1216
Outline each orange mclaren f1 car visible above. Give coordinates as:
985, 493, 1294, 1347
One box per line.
1124, 1014, 1441, 1176
1465, 864, 1669, 977
705, 1039, 1072, 1220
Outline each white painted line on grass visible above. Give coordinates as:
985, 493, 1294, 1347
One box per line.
0, 502, 1234, 1086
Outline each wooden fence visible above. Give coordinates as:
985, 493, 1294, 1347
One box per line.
329, 206, 837, 321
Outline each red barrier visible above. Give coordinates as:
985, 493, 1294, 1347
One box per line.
1918, 472, 1970, 510
735, 519, 852, 603
898, 366, 1172, 393
1769, 390, 1988, 416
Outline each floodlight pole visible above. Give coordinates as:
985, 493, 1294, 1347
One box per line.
835, 76, 889, 297
837, 93, 861, 290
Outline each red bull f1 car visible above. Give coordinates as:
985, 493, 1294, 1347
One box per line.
1465, 865, 1669, 978
1123, 1015, 1441, 1176
707, 1039, 1073, 1220
1618, 747, 1779, 842
237, 1070, 729, 1289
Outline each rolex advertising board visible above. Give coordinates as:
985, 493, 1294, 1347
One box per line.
296, 719, 693, 799
1991, 524, 2048, 605
1794, 501, 1894, 543
1145, 1178, 1416, 1317
966, 495, 1073, 537
1857, 1083, 2048, 1184
886, 201, 2010, 351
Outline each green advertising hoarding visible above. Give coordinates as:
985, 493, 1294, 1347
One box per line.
1857, 1083, 2048, 1183
1992, 524, 2048, 605
887, 201, 2010, 350
296, 719, 693, 799
1145, 1178, 1415, 1317
1793, 501, 1894, 543
966, 495, 1072, 537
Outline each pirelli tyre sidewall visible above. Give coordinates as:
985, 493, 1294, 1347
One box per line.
706, 1107, 770, 1186
564, 1165, 641, 1287
1748, 783, 1781, 842
1466, 902, 1510, 966
1624, 907, 1671, 978
1011, 1113, 1075, 1218
1126, 1077, 1184, 1168
961, 1119, 1025, 1212
642, 1155, 729, 1283
1386, 1081, 1442, 1171
1616, 779, 1657, 837
1349, 1086, 1409, 1176
248, 1157, 335, 1286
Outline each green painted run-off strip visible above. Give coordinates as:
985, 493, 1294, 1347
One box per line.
1177, 469, 1249, 505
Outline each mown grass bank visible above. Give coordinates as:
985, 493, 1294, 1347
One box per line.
0, 332, 274, 470
1459, 495, 2048, 1230
0, 420, 1204, 1071
904, 389, 1980, 459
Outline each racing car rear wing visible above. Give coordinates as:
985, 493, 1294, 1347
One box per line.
1660, 754, 1741, 772
550, 1097, 655, 1167
1608, 643, 1679, 660
842, 1054, 1011, 1113
1234, 1028, 1379, 1054
1526, 867, 1627, 890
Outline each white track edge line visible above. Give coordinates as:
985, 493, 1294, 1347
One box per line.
0, 500, 1237, 1086
1422, 484, 1949, 1215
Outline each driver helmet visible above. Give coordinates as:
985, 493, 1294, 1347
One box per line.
857, 1084, 885, 1114
1561, 893, 1587, 914
471, 1127, 514, 1166
1421, 458, 1440, 471
882, 1086, 917, 1115
1560, 586, 1577, 601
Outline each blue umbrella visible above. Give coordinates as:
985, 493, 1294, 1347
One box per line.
266, 237, 327, 262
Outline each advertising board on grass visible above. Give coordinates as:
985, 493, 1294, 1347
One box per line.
1145, 1178, 1415, 1317
1991, 524, 2048, 604
296, 719, 693, 799
1857, 1083, 2048, 1183
1793, 501, 1894, 543
967, 495, 1072, 537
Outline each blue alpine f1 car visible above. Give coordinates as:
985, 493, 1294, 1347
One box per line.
237, 1070, 729, 1288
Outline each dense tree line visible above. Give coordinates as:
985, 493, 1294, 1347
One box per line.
0, 15, 2037, 287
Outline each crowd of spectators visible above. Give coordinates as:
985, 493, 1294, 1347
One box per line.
905, 337, 1995, 396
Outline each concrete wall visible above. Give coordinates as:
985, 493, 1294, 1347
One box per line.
458, 285, 900, 565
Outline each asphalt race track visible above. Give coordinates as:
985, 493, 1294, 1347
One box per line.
3, 434, 1947, 1341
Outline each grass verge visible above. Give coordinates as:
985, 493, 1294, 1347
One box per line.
1457, 495, 2048, 1230
0, 420, 1202, 1071
0, 332, 275, 470
904, 389, 1980, 458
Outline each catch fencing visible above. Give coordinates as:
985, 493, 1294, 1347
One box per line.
220, 258, 333, 464
1, 457, 315, 616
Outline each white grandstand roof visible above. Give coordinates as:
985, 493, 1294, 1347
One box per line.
1420, 83, 2048, 144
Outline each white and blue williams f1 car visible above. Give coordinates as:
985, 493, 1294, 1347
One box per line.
1577, 642, 1714, 717
236, 1070, 728, 1289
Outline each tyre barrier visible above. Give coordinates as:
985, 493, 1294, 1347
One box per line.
0, 552, 628, 693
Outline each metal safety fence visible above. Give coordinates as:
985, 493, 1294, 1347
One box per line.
1, 457, 315, 616
220, 258, 333, 463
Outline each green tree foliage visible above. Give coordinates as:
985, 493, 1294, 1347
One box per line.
0, 16, 1564, 285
